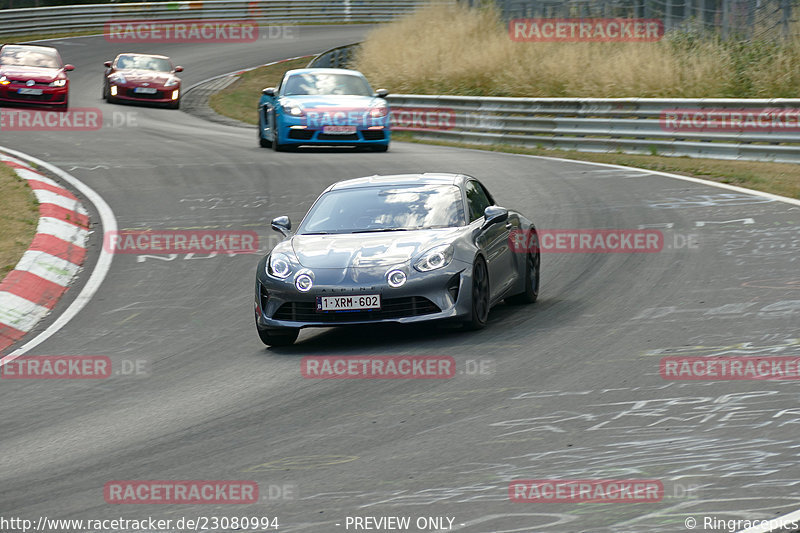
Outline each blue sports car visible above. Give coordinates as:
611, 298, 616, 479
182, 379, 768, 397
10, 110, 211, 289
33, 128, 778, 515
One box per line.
258, 68, 391, 152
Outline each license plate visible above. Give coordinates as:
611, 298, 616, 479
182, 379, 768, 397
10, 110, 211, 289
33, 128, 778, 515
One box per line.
317, 294, 380, 312
18, 88, 43, 95
134, 87, 158, 94
322, 125, 356, 135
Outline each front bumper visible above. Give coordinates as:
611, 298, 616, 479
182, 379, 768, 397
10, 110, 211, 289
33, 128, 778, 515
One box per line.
255, 258, 470, 330
272, 112, 390, 146
110, 84, 179, 104
0, 84, 68, 106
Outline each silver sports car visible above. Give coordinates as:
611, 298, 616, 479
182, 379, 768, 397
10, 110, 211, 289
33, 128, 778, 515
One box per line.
254, 173, 540, 346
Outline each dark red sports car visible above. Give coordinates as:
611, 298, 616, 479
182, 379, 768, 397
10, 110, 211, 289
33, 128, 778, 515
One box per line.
103, 53, 183, 109
0, 44, 74, 109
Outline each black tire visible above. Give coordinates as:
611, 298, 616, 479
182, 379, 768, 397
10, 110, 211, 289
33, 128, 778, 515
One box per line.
273, 136, 288, 152
102, 82, 107, 100
506, 246, 540, 304
258, 122, 272, 148
371, 144, 389, 152
464, 256, 490, 330
171, 99, 180, 110
257, 327, 299, 347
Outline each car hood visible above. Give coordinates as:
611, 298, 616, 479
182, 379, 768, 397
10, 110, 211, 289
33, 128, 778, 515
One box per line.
279, 94, 381, 111
115, 70, 176, 85
288, 229, 461, 269
0, 66, 62, 82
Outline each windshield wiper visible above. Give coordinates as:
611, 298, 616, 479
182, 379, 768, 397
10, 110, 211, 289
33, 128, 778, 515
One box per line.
352, 228, 412, 233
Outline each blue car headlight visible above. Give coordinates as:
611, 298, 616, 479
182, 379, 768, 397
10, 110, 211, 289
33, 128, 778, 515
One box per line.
414, 244, 454, 272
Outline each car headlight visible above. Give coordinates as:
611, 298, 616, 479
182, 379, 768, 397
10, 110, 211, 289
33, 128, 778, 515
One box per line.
294, 269, 314, 292
282, 103, 305, 117
386, 269, 407, 288
50, 79, 67, 87
0, 76, 9, 86
267, 253, 293, 279
414, 244, 454, 272
164, 77, 180, 87
369, 104, 388, 118
109, 73, 126, 84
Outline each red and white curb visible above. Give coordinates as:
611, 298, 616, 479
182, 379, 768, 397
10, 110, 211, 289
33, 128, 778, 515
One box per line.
0, 152, 89, 353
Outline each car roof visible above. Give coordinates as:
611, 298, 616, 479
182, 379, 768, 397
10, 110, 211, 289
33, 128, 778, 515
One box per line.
283, 68, 365, 77
327, 173, 469, 192
1, 43, 59, 53
116, 53, 170, 60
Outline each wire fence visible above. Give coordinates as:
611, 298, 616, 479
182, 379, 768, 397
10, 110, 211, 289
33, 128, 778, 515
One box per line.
473, 0, 798, 40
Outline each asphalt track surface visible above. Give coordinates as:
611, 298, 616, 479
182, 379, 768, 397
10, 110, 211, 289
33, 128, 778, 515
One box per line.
1, 25, 799, 533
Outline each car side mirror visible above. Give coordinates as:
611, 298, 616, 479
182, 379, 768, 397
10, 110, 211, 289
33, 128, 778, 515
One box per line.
64, 64, 75, 71
174, 66, 184, 72
375, 89, 389, 98
481, 206, 508, 230
103, 61, 112, 68
271, 215, 291, 236
262, 87, 276, 97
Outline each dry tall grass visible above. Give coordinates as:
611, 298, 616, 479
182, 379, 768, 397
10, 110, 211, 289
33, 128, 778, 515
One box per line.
354, 3, 799, 97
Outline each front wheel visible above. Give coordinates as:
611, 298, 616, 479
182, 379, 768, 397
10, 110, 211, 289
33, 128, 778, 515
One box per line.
257, 326, 299, 347
464, 256, 490, 330
506, 246, 540, 305
370, 143, 389, 152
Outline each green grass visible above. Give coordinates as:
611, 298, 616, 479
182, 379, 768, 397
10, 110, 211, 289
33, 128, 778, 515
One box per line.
0, 162, 39, 279
209, 57, 311, 125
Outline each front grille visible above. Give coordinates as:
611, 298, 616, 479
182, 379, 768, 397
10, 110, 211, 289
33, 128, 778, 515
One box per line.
126, 88, 164, 99
273, 296, 440, 323
317, 133, 359, 141
288, 129, 314, 140
362, 130, 386, 141
5, 92, 55, 101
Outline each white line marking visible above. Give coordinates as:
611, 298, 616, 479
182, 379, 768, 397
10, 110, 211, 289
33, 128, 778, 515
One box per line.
0, 146, 117, 361
501, 151, 800, 207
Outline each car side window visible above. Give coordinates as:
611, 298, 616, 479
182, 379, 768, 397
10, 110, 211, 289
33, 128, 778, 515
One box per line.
465, 180, 492, 222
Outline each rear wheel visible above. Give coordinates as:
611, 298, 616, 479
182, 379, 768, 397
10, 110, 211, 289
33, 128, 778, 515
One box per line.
257, 326, 299, 347
464, 256, 490, 330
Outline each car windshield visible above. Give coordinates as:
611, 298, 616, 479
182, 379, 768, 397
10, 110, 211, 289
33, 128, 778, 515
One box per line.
116, 55, 172, 72
0, 46, 61, 68
282, 72, 373, 97
298, 185, 465, 234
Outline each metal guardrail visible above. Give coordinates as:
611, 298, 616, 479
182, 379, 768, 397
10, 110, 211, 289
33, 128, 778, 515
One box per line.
386, 95, 800, 163
307, 42, 360, 68
0, 0, 428, 36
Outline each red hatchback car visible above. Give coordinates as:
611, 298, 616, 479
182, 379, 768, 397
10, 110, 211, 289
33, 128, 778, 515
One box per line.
0, 44, 74, 109
103, 53, 183, 109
